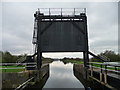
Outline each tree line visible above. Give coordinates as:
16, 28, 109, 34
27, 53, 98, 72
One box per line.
0, 51, 27, 63
90, 50, 120, 62
0, 50, 120, 63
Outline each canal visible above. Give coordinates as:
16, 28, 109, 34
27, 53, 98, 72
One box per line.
43, 60, 84, 89
2, 60, 86, 89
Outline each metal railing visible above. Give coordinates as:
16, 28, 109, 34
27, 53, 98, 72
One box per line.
99, 54, 110, 62
36, 8, 86, 16
16, 56, 27, 63
0, 63, 37, 72
15, 77, 34, 90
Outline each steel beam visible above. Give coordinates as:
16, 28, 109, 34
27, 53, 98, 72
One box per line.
82, 15, 89, 68
71, 22, 85, 34
41, 22, 54, 35
36, 13, 42, 70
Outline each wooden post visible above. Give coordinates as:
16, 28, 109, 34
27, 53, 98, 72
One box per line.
104, 65, 107, 84
100, 73, 102, 82
104, 71, 107, 84
100, 64, 102, 82
91, 63, 93, 77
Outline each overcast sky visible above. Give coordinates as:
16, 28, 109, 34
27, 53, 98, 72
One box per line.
1, 1, 119, 58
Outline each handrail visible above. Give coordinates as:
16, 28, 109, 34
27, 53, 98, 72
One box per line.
0, 67, 26, 70
0, 63, 36, 66
88, 62, 120, 86
88, 51, 105, 62
15, 77, 34, 90
0, 63, 37, 71
88, 62, 120, 74
36, 8, 86, 16
16, 56, 27, 63
89, 62, 120, 67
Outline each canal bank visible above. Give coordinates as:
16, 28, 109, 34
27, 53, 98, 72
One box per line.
73, 64, 120, 90
3, 60, 120, 90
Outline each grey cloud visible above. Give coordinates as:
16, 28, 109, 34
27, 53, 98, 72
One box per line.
1, 2, 118, 58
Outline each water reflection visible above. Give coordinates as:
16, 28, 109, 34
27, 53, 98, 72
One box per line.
43, 61, 84, 88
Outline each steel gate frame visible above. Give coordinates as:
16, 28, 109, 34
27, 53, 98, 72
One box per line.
33, 8, 89, 69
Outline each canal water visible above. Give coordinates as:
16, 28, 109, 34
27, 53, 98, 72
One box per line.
43, 61, 84, 88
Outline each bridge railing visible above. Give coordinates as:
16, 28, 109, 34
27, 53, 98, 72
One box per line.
88, 62, 120, 84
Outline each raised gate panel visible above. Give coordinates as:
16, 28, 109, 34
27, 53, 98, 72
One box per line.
41, 21, 86, 52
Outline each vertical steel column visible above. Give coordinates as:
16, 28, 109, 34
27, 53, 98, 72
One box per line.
81, 13, 89, 80
83, 52, 89, 68
82, 13, 89, 68
36, 11, 42, 70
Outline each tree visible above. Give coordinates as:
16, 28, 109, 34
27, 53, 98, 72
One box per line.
0, 51, 2, 63
90, 50, 120, 62
2, 51, 28, 63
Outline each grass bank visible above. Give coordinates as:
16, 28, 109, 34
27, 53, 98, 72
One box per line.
0, 65, 25, 72
0, 58, 53, 73
90, 62, 120, 71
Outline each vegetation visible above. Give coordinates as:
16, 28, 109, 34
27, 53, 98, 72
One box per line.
60, 50, 120, 64
90, 50, 120, 62
1, 66, 25, 72
0, 51, 27, 63
90, 62, 120, 71
0, 51, 53, 72
60, 57, 83, 64
42, 57, 53, 64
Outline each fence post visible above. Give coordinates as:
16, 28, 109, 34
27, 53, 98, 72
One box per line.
104, 64, 107, 84
100, 64, 102, 82
91, 63, 93, 77
115, 66, 117, 74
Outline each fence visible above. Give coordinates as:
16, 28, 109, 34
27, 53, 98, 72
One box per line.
0, 63, 37, 72
36, 8, 86, 16
88, 62, 120, 84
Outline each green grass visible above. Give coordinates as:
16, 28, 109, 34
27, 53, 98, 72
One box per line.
0, 69, 25, 72
0, 65, 25, 68
91, 63, 120, 71
63, 60, 120, 71
0, 65, 25, 72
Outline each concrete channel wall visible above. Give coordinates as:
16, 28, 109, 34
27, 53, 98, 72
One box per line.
2, 64, 49, 89
25, 64, 49, 89
2, 71, 31, 89
73, 64, 120, 90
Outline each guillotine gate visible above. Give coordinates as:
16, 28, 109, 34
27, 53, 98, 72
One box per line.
32, 8, 89, 70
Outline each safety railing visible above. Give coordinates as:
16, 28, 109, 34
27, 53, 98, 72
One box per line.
15, 77, 34, 90
88, 62, 120, 84
36, 8, 86, 16
0, 63, 37, 72
16, 56, 27, 63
